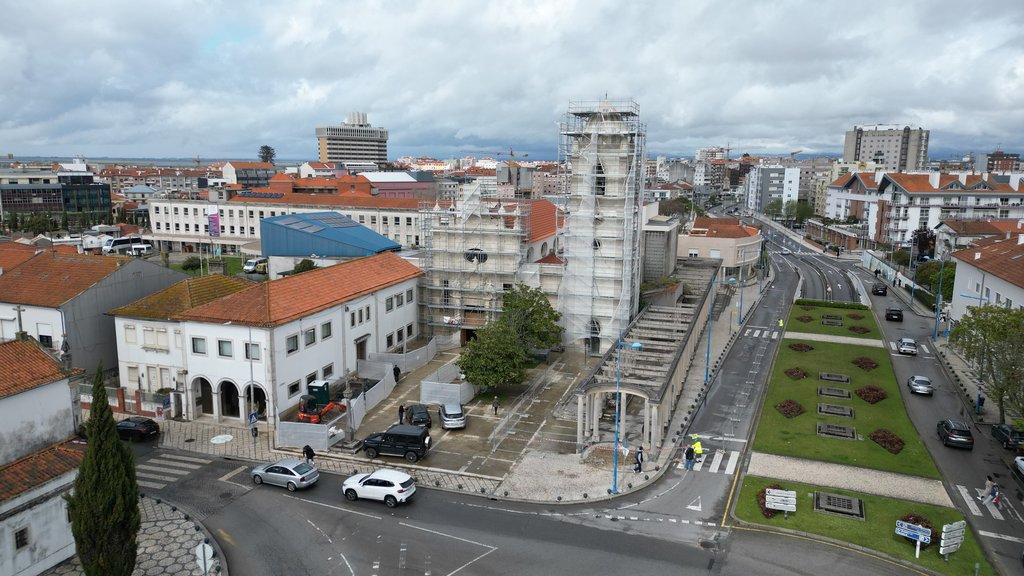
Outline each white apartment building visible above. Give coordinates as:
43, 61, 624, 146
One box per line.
843, 125, 929, 172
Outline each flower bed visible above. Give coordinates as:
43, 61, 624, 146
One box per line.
784, 367, 808, 380
847, 313, 865, 320
757, 483, 786, 518
855, 385, 888, 404
852, 357, 879, 371
869, 429, 904, 454
898, 513, 934, 549
797, 315, 814, 323
789, 343, 815, 352
775, 400, 805, 418
848, 326, 870, 334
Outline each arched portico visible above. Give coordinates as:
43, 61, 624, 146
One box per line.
219, 380, 240, 420
243, 383, 268, 421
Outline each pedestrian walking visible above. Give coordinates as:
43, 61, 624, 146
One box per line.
683, 444, 695, 471
981, 480, 999, 506
492, 396, 499, 416
634, 446, 645, 473
691, 434, 704, 463
398, 404, 405, 425
302, 444, 315, 466
393, 364, 401, 383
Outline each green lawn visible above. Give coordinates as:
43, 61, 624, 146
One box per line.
734, 475, 994, 576
752, 339, 940, 478
786, 304, 882, 340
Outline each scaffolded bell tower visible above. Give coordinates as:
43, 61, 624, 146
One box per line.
557, 99, 646, 355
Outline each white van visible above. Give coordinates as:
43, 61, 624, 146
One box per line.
102, 236, 143, 255
126, 244, 153, 257
243, 257, 268, 274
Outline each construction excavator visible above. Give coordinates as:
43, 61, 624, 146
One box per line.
297, 394, 346, 424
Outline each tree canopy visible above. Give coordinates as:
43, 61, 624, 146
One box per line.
66, 364, 140, 576
292, 258, 317, 274
949, 305, 1024, 424
498, 283, 563, 351
764, 199, 783, 219
457, 322, 527, 392
258, 145, 276, 164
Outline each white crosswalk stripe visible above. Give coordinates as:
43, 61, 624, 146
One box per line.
724, 450, 740, 475
956, 484, 1004, 520
919, 344, 930, 354
136, 454, 213, 490
678, 450, 741, 475
743, 328, 781, 340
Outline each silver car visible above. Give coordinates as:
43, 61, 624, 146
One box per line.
906, 375, 934, 395
897, 338, 918, 355
251, 459, 319, 491
439, 403, 466, 430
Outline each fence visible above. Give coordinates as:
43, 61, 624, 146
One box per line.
368, 337, 438, 373
419, 360, 475, 405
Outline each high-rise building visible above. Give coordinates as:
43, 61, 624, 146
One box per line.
557, 99, 646, 354
843, 125, 929, 172
986, 150, 1020, 172
316, 112, 389, 166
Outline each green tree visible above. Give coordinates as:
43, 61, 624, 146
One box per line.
499, 283, 562, 351
65, 365, 140, 576
457, 322, 527, 392
949, 306, 1024, 424
764, 199, 783, 219
293, 258, 317, 274
181, 256, 202, 272
891, 249, 910, 267
795, 202, 815, 224
60, 212, 69, 230
914, 260, 956, 303
782, 200, 798, 223
259, 145, 276, 165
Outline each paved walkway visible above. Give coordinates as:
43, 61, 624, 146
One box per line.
748, 452, 952, 506
783, 331, 886, 347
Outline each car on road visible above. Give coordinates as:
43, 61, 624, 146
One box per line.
343, 469, 416, 508
116, 417, 160, 441
871, 283, 888, 296
407, 403, 432, 428
885, 308, 904, 322
897, 337, 918, 355
439, 403, 466, 430
937, 419, 974, 449
251, 459, 320, 491
906, 375, 934, 396
992, 424, 1024, 450
781, 248, 792, 255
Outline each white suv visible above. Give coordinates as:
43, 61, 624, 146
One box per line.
343, 469, 416, 508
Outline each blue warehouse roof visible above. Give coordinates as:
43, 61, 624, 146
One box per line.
260, 212, 401, 258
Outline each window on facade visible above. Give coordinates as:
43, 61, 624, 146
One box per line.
406, 289, 414, 303
365, 306, 371, 321
288, 381, 300, 397
358, 215, 366, 224
245, 342, 260, 361
306, 372, 317, 385
386, 334, 394, 347
406, 324, 413, 338
386, 297, 394, 312
15, 527, 29, 550
371, 216, 377, 225
322, 363, 334, 379
350, 312, 356, 327
396, 330, 404, 343
286, 335, 299, 354
358, 308, 364, 323
304, 328, 316, 346
218, 340, 233, 357
594, 161, 606, 195
396, 293, 404, 307
192, 337, 207, 354
321, 321, 332, 340
394, 216, 400, 225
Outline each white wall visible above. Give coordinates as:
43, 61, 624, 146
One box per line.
115, 317, 187, 394
0, 381, 75, 464
0, 306, 64, 355
0, 472, 77, 576
950, 260, 1024, 322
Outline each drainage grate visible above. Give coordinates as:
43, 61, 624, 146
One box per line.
817, 403, 854, 418
816, 422, 856, 439
817, 386, 851, 399
819, 372, 851, 383
813, 491, 865, 520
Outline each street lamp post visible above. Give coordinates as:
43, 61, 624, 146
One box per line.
612, 339, 643, 495
705, 277, 737, 385
931, 255, 949, 341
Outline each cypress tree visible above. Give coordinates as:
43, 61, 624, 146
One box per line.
65, 364, 140, 576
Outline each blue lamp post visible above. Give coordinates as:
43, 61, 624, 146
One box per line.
931, 255, 949, 341
612, 339, 643, 494
705, 277, 737, 385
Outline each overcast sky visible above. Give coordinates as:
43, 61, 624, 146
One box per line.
3, 0, 1023, 162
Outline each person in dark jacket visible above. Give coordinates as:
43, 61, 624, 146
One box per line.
303, 445, 315, 465
398, 404, 405, 425
633, 446, 645, 473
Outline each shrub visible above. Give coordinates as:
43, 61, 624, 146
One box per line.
848, 326, 870, 334
181, 256, 201, 272
855, 385, 888, 404
789, 343, 814, 352
784, 368, 808, 380
898, 513, 934, 549
869, 429, 904, 454
775, 400, 805, 418
757, 484, 786, 518
846, 313, 865, 320
794, 299, 869, 310
852, 357, 879, 371
797, 315, 814, 323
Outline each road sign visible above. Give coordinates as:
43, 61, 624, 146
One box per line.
195, 542, 214, 573
939, 543, 961, 555
895, 521, 931, 544
942, 520, 966, 533
765, 489, 797, 513
248, 411, 258, 427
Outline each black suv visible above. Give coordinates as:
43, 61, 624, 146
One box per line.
362, 424, 431, 462
871, 283, 888, 296
885, 307, 903, 321
406, 404, 432, 428
937, 419, 974, 450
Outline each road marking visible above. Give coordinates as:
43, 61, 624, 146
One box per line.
145, 458, 204, 470
978, 530, 1024, 544
157, 453, 213, 464
218, 465, 250, 488
137, 464, 188, 475
984, 500, 1004, 521
137, 480, 166, 489
217, 528, 236, 547
752, 330, 761, 338
687, 496, 702, 512
919, 344, 930, 354
724, 451, 740, 475
136, 471, 181, 482
399, 520, 499, 576
708, 451, 724, 474
956, 485, 982, 516
771, 331, 779, 340
285, 494, 383, 520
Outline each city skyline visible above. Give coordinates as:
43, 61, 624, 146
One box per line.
3, 0, 1023, 162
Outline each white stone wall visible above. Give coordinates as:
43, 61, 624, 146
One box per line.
0, 472, 77, 576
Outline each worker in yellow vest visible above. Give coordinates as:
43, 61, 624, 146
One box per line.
690, 434, 704, 463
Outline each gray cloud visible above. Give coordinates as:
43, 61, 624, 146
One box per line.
2, 0, 1022, 161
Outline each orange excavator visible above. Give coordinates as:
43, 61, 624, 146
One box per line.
297, 394, 346, 424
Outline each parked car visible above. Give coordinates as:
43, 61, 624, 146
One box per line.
363, 424, 431, 462
251, 459, 319, 491
243, 257, 268, 274
897, 337, 918, 355
992, 424, 1024, 450
116, 417, 160, 441
906, 375, 934, 396
937, 419, 974, 449
871, 283, 888, 296
407, 404, 432, 428
343, 469, 416, 508
439, 403, 466, 430
885, 308, 904, 322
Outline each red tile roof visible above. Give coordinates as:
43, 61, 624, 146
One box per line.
174, 252, 424, 327
0, 252, 128, 307
0, 441, 84, 502
0, 242, 42, 272
938, 219, 1021, 236
110, 275, 256, 320
0, 339, 73, 399
536, 252, 564, 264
951, 234, 1024, 288
690, 217, 759, 238
225, 161, 274, 169
229, 192, 419, 209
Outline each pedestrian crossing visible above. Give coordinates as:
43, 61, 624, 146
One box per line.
955, 484, 1023, 522
887, 341, 931, 354
742, 328, 781, 340
136, 453, 213, 490
676, 450, 741, 475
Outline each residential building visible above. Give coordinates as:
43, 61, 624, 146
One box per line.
934, 218, 1024, 258
986, 151, 1021, 173
741, 164, 785, 213
316, 112, 389, 166
0, 338, 84, 576
95, 166, 218, 196
948, 234, 1024, 322
221, 162, 276, 188
557, 99, 646, 354
823, 172, 882, 225
0, 252, 186, 377
678, 217, 761, 281
843, 125, 929, 172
